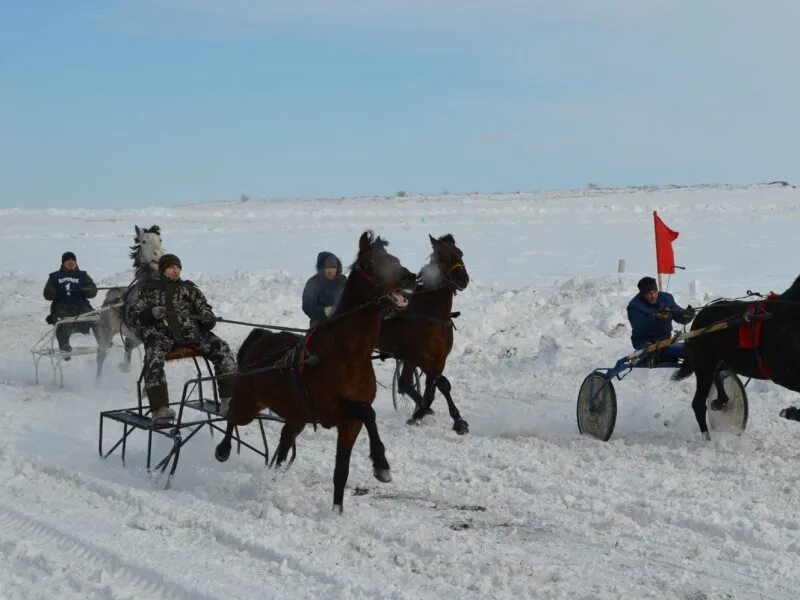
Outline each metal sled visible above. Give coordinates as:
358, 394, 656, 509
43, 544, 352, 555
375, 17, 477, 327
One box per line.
98, 346, 293, 488
31, 309, 105, 387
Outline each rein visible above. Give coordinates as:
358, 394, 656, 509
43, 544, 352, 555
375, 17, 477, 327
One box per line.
627, 311, 775, 363
202, 291, 397, 335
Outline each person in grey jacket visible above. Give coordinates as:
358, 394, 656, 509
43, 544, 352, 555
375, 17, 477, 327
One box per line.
127, 254, 236, 423
302, 251, 346, 327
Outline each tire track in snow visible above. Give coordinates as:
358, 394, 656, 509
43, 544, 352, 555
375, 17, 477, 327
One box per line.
1, 449, 454, 599
0, 506, 211, 600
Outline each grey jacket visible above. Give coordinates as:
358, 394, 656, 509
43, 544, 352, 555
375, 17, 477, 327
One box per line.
127, 276, 216, 341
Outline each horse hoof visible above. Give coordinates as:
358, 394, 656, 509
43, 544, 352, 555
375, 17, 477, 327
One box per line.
406, 417, 421, 427
710, 397, 729, 411
332, 504, 343, 514
214, 445, 230, 462
118, 362, 132, 374
374, 468, 392, 483
780, 406, 800, 421
702, 431, 711, 441
453, 419, 469, 435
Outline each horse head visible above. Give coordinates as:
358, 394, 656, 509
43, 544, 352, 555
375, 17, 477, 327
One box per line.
130, 225, 164, 275
351, 231, 416, 310
420, 233, 469, 292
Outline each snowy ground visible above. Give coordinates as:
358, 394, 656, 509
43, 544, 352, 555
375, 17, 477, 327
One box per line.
2, 184, 800, 599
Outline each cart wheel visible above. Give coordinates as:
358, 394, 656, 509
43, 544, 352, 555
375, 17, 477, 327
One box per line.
392, 360, 422, 414
706, 369, 748, 434
577, 373, 617, 441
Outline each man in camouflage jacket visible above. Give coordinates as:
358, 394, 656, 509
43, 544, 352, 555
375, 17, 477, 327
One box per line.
127, 253, 236, 422
43, 251, 99, 352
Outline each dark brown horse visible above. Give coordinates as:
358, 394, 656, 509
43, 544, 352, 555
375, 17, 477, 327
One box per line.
377, 234, 470, 434
215, 231, 417, 512
673, 275, 800, 437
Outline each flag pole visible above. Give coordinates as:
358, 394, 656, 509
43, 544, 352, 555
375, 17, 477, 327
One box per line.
654, 211, 663, 290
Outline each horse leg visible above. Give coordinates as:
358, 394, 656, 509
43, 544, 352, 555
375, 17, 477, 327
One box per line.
434, 374, 469, 435
409, 377, 437, 423
333, 420, 362, 513
273, 422, 304, 469
691, 364, 716, 441
769, 373, 800, 421
398, 363, 427, 411
709, 363, 731, 411
119, 337, 136, 373
345, 402, 391, 482
96, 335, 109, 378
215, 419, 236, 462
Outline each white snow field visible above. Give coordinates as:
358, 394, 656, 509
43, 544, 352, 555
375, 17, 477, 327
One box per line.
1, 184, 800, 599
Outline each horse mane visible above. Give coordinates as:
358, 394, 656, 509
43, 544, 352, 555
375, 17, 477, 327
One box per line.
238, 329, 268, 366
438, 233, 455, 244
782, 274, 800, 302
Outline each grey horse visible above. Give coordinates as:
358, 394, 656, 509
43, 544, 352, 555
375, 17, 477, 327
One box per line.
96, 225, 164, 377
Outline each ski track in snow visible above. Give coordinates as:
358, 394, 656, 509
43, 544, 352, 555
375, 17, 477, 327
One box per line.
1, 185, 800, 598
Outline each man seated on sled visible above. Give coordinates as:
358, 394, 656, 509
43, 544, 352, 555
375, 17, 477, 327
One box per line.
127, 254, 237, 424
302, 251, 346, 327
627, 276, 695, 363
43, 251, 99, 358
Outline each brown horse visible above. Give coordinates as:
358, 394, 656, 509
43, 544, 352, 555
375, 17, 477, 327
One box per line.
215, 231, 417, 512
377, 234, 470, 434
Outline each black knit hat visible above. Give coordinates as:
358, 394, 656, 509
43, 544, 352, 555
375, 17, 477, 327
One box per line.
637, 276, 658, 294
61, 251, 77, 263
158, 254, 182, 273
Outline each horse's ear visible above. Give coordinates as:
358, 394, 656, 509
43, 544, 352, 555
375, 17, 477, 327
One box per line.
135, 225, 142, 240
440, 233, 455, 244
149, 225, 161, 236
429, 234, 437, 246
358, 231, 373, 254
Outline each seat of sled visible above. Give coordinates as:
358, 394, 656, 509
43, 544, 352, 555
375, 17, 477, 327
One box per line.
166, 346, 204, 361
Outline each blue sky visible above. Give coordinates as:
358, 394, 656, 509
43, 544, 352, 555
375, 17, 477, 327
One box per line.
2, 1, 799, 209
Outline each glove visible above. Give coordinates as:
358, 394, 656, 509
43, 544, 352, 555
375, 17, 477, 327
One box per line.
323, 306, 336, 318
151, 306, 166, 320
199, 314, 218, 330
682, 305, 696, 321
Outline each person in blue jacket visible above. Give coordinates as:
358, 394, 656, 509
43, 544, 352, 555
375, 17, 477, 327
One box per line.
627, 276, 695, 362
302, 251, 347, 327
43, 251, 99, 354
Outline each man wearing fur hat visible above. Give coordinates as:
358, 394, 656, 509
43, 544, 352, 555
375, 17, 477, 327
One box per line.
302, 251, 346, 327
43, 251, 99, 354
627, 276, 695, 362
127, 253, 236, 423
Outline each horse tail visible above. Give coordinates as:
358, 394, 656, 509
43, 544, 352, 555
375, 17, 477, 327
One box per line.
672, 354, 695, 381
238, 328, 268, 365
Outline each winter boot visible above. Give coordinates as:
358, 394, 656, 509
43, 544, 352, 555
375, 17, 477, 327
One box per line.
151, 406, 176, 424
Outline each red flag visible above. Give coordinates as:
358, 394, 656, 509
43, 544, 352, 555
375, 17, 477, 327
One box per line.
654, 211, 679, 274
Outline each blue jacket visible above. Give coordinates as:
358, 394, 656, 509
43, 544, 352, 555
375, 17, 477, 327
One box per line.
43, 267, 97, 319
627, 291, 688, 350
302, 252, 347, 324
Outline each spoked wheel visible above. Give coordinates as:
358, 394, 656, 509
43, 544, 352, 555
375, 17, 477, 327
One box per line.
392, 359, 422, 415
577, 373, 617, 441
706, 369, 748, 434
